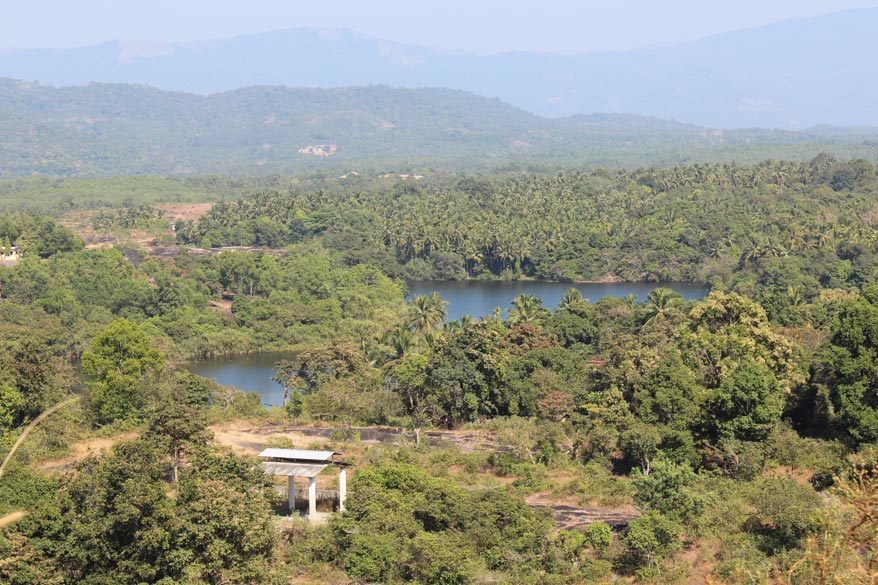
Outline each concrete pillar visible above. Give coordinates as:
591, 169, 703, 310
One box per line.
308, 476, 317, 520
288, 476, 295, 511
339, 467, 347, 512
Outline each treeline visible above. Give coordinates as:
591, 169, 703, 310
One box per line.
277, 286, 876, 450
0, 212, 82, 258
176, 156, 878, 289
0, 212, 404, 380
0, 246, 403, 364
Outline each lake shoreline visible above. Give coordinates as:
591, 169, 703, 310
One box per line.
406, 279, 709, 322
188, 281, 709, 405
412, 275, 700, 285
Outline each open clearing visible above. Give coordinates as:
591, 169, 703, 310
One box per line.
211, 420, 640, 530
38, 432, 139, 471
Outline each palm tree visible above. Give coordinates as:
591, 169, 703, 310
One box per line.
787, 285, 805, 308
508, 294, 549, 325
406, 292, 448, 333
422, 329, 442, 350
739, 239, 763, 268
484, 307, 504, 325
387, 324, 416, 358
644, 288, 684, 325
558, 287, 586, 312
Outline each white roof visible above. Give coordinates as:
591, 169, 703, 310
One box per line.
262, 462, 328, 477
258, 448, 336, 462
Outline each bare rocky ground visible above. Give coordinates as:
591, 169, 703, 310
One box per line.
213, 421, 640, 530
525, 495, 640, 530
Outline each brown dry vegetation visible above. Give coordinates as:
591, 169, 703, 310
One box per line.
0, 511, 27, 529
210, 419, 643, 531
156, 202, 214, 223
59, 202, 214, 249
38, 432, 139, 472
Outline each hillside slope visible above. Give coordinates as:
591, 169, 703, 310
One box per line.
0, 9, 876, 128
0, 79, 875, 177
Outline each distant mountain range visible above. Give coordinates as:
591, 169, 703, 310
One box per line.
0, 79, 876, 177
0, 9, 876, 129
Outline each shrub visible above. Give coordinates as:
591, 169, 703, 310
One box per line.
582, 521, 613, 554
623, 511, 684, 569
745, 477, 822, 553
632, 459, 703, 521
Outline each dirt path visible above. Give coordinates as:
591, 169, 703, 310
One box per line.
0, 511, 27, 528
38, 432, 139, 471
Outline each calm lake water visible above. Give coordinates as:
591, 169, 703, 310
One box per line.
186, 352, 294, 407
188, 280, 708, 406
406, 280, 708, 322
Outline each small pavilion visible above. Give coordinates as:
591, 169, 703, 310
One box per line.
258, 448, 348, 522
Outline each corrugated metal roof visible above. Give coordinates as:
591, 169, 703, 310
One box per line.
258, 448, 336, 462
262, 462, 329, 477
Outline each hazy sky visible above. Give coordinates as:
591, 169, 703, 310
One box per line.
3, 0, 878, 54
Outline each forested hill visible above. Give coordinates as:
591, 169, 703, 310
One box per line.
1, 9, 877, 128
0, 8, 878, 128
1, 79, 877, 177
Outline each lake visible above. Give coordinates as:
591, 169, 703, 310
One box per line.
186, 351, 293, 407
406, 280, 708, 322
188, 280, 708, 406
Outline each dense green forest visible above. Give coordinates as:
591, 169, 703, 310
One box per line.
174, 156, 878, 294
1, 160, 878, 583
1, 79, 878, 176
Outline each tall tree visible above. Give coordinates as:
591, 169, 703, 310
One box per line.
406, 292, 448, 333
81, 319, 164, 425
508, 294, 549, 325
644, 288, 684, 325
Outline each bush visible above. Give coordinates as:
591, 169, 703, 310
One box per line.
511, 465, 548, 490
0, 466, 57, 516
211, 390, 266, 420
764, 424, 847, 482
745, 477, 822, 553
409, 532, 475, 584
623, 511, 684, 570
489, 451, 520, 476
560, 461, 633, 507
712, 438, 766, 480
582, 521, 613, 554
712, 534, 772, 582
632, 459, 703, 521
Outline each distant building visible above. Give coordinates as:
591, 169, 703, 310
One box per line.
0, 246, 20, 263
298, 144, 338, 157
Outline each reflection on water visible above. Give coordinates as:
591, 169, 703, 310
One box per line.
406, 280, 708, 322
186, 352, 294, 407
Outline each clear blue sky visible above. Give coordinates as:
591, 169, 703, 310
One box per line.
3, 0, 877, 53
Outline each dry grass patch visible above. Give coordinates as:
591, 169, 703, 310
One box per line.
38, 432, 138, 471
0, 511, 27, 528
